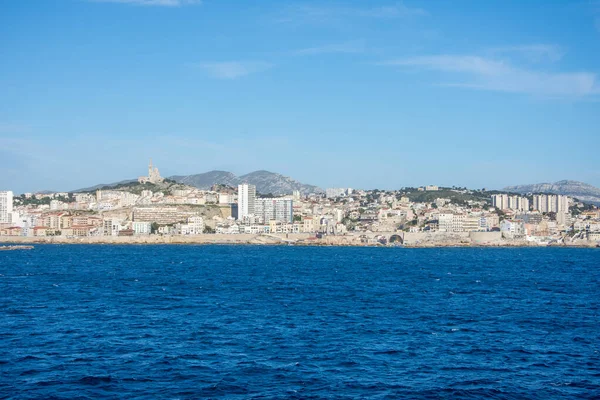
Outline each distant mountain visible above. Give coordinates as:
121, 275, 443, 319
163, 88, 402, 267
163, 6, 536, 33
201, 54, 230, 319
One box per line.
171, 170, 323, 195
170, 171, 238, 189
504, 180, 600, 204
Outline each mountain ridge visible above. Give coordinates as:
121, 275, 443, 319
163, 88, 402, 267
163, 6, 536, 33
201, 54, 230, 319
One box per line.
74, 170, 323, 195
503, 180, 600, 205
171, 170, 323, 195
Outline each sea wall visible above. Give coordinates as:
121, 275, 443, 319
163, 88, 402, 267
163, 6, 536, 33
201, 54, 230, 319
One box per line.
469, 231, 503, 244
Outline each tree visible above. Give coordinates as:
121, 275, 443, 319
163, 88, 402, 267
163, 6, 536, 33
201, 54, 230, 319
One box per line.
293, 215, 302, 222
151, 222, 160, 234
203, 226, 215, 234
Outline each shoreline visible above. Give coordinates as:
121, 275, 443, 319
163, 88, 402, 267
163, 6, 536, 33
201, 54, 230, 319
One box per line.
1, 234, 598, 248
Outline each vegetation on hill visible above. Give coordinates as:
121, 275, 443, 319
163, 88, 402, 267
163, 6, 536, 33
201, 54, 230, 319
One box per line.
399, 189, 491, 206
14, 193, 75, 206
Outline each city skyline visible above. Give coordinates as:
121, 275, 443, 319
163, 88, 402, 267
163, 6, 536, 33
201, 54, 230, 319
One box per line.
2, 0, 600, 193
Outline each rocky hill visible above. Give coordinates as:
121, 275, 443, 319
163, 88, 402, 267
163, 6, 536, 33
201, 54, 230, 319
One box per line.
504, 180, 600, 204
171, 170, 323, 195
170, 171, 238, 189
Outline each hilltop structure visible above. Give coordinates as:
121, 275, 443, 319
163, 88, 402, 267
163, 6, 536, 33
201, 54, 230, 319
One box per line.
138, 159, 164, 184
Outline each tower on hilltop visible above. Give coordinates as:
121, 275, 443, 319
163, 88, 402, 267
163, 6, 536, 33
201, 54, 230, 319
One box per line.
138, 158, 164, 184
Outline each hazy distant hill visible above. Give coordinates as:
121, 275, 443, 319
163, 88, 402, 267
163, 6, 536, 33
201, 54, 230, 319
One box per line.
171, 170, 323, 195
72, 170, 322, 195
504, 180, 600, 204
169, 171, 238, 189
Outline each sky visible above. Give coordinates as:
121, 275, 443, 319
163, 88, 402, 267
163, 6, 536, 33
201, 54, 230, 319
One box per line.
1, 0, 600, 194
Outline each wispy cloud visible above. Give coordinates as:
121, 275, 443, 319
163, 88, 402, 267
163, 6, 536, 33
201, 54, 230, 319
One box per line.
292, 40, 366, 56
380, 55, 599, 97
488, 44, 564, 63
196, 61, 273, 80
90, 0, 201, 6
276, 2, 427, 24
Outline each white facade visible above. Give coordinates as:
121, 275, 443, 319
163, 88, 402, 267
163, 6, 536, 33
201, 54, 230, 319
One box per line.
238, 184, 256, 220
532, 194, 570, 213
254, 198, 294, 223
0, 191, 14, 224
326, 188, 350, 198
179, 216, 205, 235
132, 221, 152, 235
491, 194, 529, 211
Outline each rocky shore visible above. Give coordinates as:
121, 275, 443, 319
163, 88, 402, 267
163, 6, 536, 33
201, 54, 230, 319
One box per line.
1, 233, 598, 248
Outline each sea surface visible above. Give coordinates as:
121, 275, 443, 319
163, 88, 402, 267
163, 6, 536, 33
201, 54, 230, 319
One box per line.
1, 245, 599, 399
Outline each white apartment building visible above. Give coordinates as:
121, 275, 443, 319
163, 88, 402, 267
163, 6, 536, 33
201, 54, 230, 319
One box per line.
254, 198, 294, 223
0, 191, 14, 224
238, 184, 256, 220
491, 194, 529, 211
532, 194, 570, 213
179, 216, 205, 235
132, 221, 152, 235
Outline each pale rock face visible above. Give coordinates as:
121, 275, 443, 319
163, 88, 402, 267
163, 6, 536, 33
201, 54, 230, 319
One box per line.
504, 180, 600, 205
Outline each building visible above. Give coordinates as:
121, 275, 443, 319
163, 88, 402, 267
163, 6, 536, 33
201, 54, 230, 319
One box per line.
132, 221, 152, 235
500, 220, 525, 236
138, 159, 164, 184
438, 213, 465, 232
425, 185, 439, 191
0, 191, 13, 224
179, 216, 205, 235
238, 184, 256, 220
254, 198, 294, 223
491, 194, 529, 211
532, 194, 570, 213
325, 188, 351, 198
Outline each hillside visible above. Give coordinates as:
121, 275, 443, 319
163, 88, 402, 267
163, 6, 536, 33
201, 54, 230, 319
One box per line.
504, 180, 600, 205
170, 170, 323, 195
73, 170, 323, 196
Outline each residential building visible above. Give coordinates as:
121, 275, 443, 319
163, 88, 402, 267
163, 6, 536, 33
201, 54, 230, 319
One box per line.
238, 184, 256, 220
0, 191, 13, 224
326, 188, 350, 198
491, 194, 529, 211
532, 194, 570, 213
179, 216, 205, 235
132, 221, 152, 235
254, 198, 294, 223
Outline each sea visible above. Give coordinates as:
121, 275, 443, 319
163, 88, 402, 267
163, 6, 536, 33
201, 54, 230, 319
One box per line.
1, 245, 599, 399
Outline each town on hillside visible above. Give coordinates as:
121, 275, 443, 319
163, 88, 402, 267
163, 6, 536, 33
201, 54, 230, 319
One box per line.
1, 161, 599, 246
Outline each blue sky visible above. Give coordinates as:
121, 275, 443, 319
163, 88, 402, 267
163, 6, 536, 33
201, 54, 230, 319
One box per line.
1, 0, 600, 193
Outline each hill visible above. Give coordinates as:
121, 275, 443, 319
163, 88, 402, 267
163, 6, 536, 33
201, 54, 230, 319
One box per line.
73, 170, 323, 196
170, 170, 323, 195
503, 180, 600, 205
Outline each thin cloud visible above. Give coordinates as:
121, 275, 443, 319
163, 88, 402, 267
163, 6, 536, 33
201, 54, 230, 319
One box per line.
292, 40, 366, 56
90, 0, 201, 6
276, 2, 427, 24
196, 61, 273, 80
381, 55, 599, 97
488, 44, 564, 63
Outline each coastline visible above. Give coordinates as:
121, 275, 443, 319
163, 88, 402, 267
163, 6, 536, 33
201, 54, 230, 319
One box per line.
1, 234, 597, 248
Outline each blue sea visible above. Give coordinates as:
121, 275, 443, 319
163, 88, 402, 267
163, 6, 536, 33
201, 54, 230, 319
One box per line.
1, 245, 599, 399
